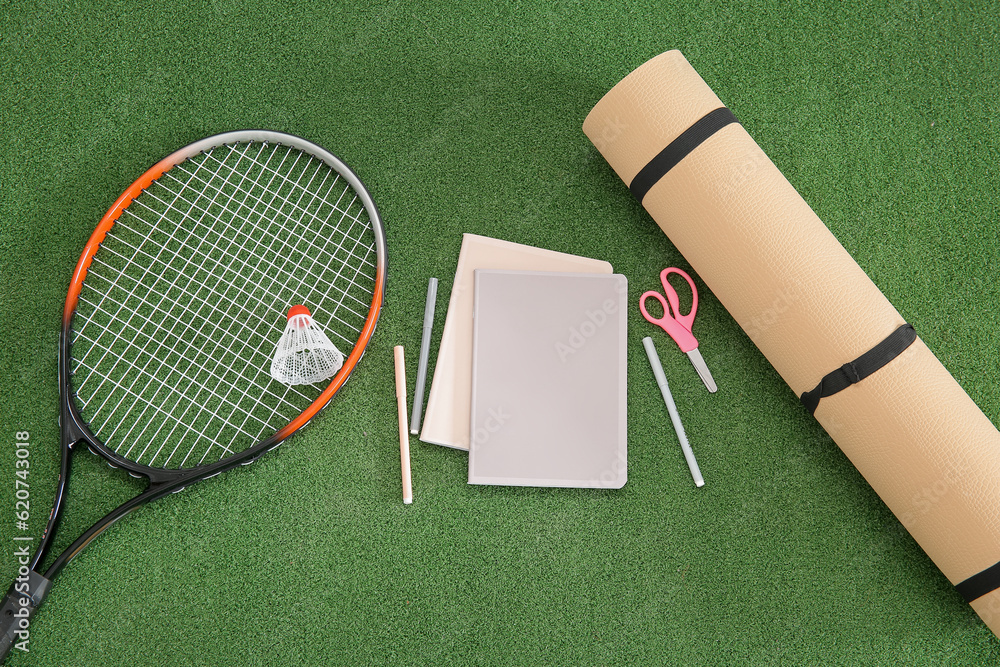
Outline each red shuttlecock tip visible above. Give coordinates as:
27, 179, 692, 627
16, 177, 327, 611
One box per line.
286, 305, 310, 321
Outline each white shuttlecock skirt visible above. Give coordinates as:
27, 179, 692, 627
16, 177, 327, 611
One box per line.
270, 313, 345, 385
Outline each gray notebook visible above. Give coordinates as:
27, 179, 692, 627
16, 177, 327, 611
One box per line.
468, 270, 627, 488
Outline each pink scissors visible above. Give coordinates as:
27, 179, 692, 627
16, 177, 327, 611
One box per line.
640, 267, 717, 393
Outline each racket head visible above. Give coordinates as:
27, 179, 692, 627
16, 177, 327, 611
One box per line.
60, 130, 386, 483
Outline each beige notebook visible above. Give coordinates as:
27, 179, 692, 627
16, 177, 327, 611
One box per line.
468, 270, 628, 488
419, 234, 613, 450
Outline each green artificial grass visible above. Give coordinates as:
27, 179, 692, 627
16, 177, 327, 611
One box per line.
2, 1, 1000, 665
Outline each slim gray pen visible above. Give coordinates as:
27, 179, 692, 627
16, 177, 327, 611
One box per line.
410, 277, 438, 434
642, 336, 705, 487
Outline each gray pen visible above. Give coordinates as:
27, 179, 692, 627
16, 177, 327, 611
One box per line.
642, 336, 704, 487
410, 277, 438, 434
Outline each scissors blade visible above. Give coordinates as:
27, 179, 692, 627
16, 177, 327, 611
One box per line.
686, 348, 717, 393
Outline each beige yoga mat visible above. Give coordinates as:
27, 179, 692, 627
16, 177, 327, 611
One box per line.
584, 50, 1000, 635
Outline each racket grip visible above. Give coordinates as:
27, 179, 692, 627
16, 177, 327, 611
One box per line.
0, 571, 51, 660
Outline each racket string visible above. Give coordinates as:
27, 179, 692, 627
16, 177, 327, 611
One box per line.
178, 142, 314, 467
195, 143, 374, 327
75, 155, 248, 464
73, 156, 217, 393
130, 142, 319, 466
78, 146, 281, 461
155, 164, 378, 347
152, 141, 315, 465
73, 297, 299, 445
82, 145, 354, 435
198, 142, 379, 270
316, 192, 379, 332
72, 351, 254, 455
146, 164, 374, 327
185, 142, 378, 274
80, 254, 313, 407
177, 141, 339, 466
80, 186, 274, 463
166, 150, 377, 308
71, 139, 380, 469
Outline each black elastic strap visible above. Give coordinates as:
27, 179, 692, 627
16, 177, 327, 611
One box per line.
629, 107, 739, 203
800, 324, 917, 415
957, 561, 1000, 603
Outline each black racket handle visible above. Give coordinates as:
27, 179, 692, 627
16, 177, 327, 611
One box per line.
0, 571, 51, 662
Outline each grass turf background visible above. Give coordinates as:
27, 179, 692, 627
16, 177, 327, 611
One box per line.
2, 1, 999, 665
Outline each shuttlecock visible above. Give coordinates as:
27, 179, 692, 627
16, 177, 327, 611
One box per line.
270, 305, 345, 385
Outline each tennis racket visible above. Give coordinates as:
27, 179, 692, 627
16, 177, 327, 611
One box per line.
0, 130, 386, 660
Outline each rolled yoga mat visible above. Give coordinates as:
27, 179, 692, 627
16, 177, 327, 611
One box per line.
583, 50, 1000, 635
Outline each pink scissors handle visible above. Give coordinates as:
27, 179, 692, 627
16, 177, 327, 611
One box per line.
639, 267, 700, 353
